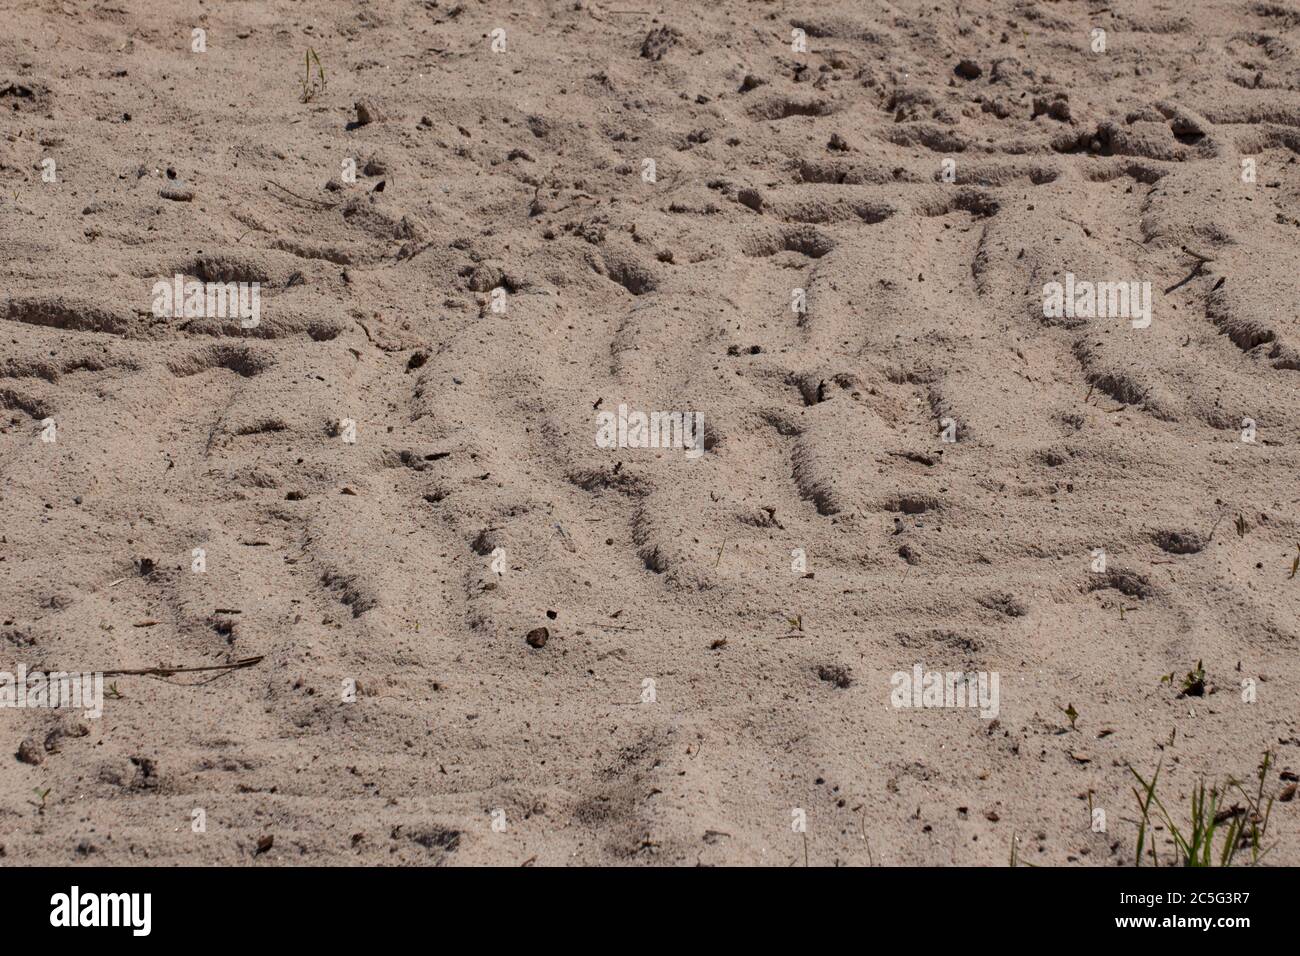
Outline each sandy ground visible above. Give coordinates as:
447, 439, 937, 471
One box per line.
1, 0, 1298, 866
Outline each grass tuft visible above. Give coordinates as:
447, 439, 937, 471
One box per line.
301, 48, 326, 102
1129, 750, 1276, 867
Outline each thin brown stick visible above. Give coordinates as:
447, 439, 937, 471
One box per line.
1164, 259, 1207, 295
100, 656, 264, 678
267, 180, 336, 209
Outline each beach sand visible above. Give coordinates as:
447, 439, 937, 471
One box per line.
1, 0, 1297, 865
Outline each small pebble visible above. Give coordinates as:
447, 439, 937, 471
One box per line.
159, 182, 194, 202
16, 737, 44, 765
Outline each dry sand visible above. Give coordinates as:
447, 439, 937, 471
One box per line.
1, 0, 1298, 866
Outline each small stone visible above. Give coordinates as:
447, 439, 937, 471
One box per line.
354, 99, 382, 126
525, 627, 549, 649
954, 59, 983, 80
16, 737, 43, 765
159, 182, 194, 202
